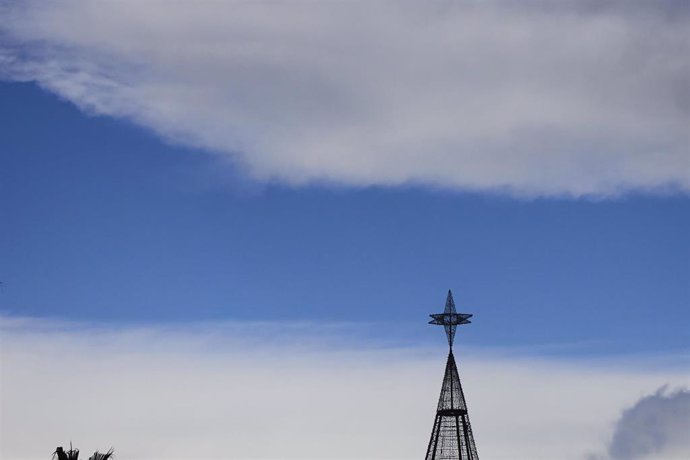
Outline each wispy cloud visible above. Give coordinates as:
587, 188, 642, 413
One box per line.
1, 1, 688, 197
1, 315, 687, 459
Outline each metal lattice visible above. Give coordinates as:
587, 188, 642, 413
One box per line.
425, 290, 479, 460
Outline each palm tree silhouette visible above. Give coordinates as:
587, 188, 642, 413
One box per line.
88, 450, 115, 460
53, 445, 114, 460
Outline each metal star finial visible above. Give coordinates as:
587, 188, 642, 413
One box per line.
429, 290, 472, 348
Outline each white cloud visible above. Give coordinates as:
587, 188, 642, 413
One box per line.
1, 315, 688, 460
1, 1, 688, 197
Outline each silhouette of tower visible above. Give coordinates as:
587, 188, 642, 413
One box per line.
425, 290, 479, 460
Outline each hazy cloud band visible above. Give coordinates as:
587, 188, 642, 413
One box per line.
1, 315, 688, 459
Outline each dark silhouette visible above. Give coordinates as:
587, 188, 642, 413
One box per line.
53, 445, 114, 460
53, 446, 79, 460
425, 290, 479, 460
88, 450, 115, 460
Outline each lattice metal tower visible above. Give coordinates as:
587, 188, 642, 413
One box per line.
425, 290, 479, 460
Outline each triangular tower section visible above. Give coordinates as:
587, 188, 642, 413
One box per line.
425, 351, 478, 459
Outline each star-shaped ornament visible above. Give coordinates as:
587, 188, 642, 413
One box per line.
429, 290, 472, 347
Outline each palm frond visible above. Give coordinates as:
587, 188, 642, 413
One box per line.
53, 445, 79, 460
88, 448, 114, 460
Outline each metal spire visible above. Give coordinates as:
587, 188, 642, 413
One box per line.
429, 290, 472, 348
425, 290, 479, 459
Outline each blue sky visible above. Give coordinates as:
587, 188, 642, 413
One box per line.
1, 2, 689, 459
1, 81, 688, 354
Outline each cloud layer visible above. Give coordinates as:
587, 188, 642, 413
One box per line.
608, 388, 690, 459
1, 1, 688, 196
1, 315, 688, 460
